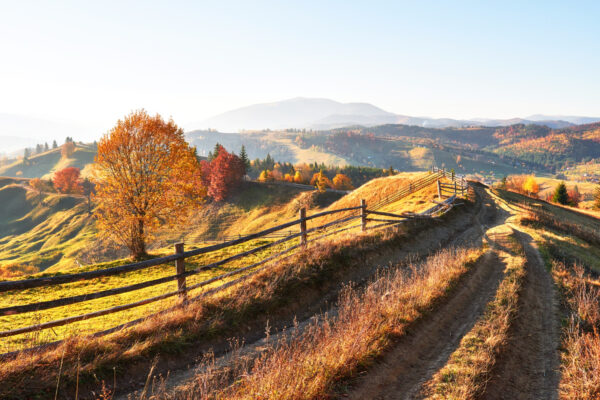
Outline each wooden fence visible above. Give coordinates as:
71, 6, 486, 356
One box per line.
0, 172, 466, 357
369, 166, 465, 210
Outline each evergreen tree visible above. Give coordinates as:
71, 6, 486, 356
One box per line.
239, 145, 250, 173
44, 142, 49, 151
500, 176, 507, 189
552, 182, 569, 205
264, 153, 274, 169
52, 140, 58, 149
208, 142, 222, 162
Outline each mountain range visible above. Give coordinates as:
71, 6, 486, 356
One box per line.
199, 97, 600, 132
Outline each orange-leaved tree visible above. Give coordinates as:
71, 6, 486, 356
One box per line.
332, 173, 354, 190
258, 170, 274, 182
522, 176, 539, 197
29, 178, 45, 199
53, 167, 83, 194
310, 170, 332, 192
93, 110, 206, 259
293, 170, 304, 184
61, 141, 76, 158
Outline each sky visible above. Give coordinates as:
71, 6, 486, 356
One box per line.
1, 0, 599, 141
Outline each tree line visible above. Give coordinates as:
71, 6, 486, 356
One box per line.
499, 175, 600, 209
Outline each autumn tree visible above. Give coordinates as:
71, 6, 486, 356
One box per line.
310, 170, 332, 192
567, 185, 581, 207
332, 174, 354, 190
522, 176, 539, 197
199, 160, 212, 187
258, 169, 274, 182
61, 141, 76, 158
293, 170, 304, 184
93, 110, 206, 259
552, 182, 569, 205
29, 178, 46, 201
594, 185, 600, 210
207, 148, 245, 201
53, 167, 83, 194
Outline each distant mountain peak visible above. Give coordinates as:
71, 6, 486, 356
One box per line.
192, 98, 600, 132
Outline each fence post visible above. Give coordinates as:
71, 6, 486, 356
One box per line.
437, 179, 442, 199
361, 199, 367, 232
175, 243, 187, 301
299, 208, 307, 246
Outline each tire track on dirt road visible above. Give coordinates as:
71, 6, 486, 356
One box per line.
480, 227, 561, 400
342, 188, 561, 400
342, 225, 510, 400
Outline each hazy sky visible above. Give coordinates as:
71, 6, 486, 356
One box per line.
1, 0, 599, 140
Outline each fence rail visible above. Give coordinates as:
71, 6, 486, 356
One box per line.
0, 171, 466, 356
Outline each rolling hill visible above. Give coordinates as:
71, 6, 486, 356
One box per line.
0, 179, 345, 274
0, 143, 97, 179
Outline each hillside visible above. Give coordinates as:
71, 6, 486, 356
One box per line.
0, 144, 96, 179
0, 180, 344, 275
3, 121, 598, 183
0, 184, 96, 274
3, 173, 600, 399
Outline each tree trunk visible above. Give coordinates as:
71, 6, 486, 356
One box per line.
131, 219, 147, 260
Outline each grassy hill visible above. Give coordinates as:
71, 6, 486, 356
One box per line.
0, 172, 441, 355
0, 184, 96, 274
531, 176, 600, 212
0, 144, 96, 179
0, 180, 344, 275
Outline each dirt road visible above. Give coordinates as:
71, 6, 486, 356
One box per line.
482, 228, 560, 400
340, 187, 561, 400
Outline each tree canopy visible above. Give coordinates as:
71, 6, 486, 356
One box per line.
53, 167, 83, 194
93, 110, 206, 259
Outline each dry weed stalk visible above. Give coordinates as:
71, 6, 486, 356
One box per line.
553, 262, 600, 399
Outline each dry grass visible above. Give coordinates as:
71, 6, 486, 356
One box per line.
154, 247, 484, 400
0, 216, 447, 399
552, 262, 600, 399
0, 263, 39, 279
521, 209, 600, 247
423, 232, 526, 400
